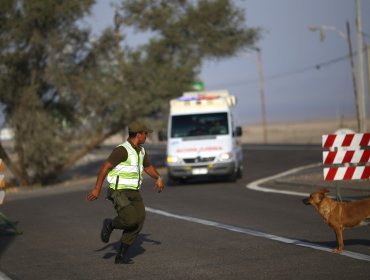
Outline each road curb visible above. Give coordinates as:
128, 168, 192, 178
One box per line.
246, 163, 323, 197
246, 162, 370, 199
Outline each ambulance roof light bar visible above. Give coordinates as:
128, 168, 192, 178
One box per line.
178, 95, 219, 101
177, 90, 236, 106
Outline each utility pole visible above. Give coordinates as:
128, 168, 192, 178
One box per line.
244, 49, 268, 143
367, 44, 370, 118
346, 21, 360, 132
255, 48, 268, 144
366, 44, 370, 123
356, 0, 367, 132
114, 9, 122, 51
114, 7, 124, 78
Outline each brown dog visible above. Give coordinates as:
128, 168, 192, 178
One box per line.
302, 188, 370, 253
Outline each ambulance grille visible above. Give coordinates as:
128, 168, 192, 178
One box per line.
183, 157, 215, 163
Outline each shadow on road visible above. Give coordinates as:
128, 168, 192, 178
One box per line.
94, 233, 161, 260
0, 221, 21, 259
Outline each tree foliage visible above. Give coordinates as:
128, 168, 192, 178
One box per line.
0, 0, 260, 186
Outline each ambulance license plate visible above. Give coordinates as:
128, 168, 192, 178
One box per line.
192, 168, 208, 175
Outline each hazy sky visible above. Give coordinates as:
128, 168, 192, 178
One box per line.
80, 0, 370, 125
204, 0, 370, 125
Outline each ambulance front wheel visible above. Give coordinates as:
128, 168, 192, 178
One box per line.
236, 164, 243, 179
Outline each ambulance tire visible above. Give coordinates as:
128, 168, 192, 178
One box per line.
228, 171, 237, 182
237, 165, 243, 179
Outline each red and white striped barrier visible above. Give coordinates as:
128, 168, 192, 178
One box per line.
324, 166, 370, 181
322, 133, 370, 181
0, 159, 5, 204
323, 133, 370, 148
323, 150, 370, 165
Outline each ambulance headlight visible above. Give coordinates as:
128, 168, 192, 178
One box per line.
167, 155, 180, 164
218, 152, 232, 162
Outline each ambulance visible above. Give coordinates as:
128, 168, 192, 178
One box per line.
165, 90, 244, 183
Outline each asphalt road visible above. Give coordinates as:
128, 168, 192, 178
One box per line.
1, 145, 370, 280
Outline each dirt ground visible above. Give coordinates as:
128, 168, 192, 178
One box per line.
241, 117, 370, 144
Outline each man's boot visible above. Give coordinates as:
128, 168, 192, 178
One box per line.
115, 243, 134, 264
100, 218, 113, 243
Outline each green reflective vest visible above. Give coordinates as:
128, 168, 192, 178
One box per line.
106, 141, 145, 190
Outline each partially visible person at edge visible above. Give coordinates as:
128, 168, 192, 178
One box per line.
87, 121, 165, 264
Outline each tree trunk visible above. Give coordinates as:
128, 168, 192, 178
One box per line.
61, 130, 119, 173
0, 142, 31, 186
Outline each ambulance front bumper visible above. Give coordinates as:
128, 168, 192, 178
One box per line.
167, 161, 235, 179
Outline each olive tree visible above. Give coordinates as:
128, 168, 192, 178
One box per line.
0, 0, 260, 186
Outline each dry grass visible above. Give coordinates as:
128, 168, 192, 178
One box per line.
241, 118, 370, 144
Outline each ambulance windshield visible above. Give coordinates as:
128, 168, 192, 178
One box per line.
171, 112, 229, 138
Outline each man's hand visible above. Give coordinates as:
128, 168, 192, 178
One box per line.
154, 177, 165, 193
87, 188, 100, 201
87, 161, 112, 202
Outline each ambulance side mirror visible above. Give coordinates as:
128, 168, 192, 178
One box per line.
235, 126, 242, 137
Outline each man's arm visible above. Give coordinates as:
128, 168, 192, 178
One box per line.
87, 146, 127, 201
87, 161, 113, 201
144, 165, 165, 193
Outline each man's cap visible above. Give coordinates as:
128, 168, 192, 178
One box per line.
128, 121, 153, 133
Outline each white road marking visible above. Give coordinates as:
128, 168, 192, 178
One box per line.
0, 271, 12, 280
246, 163, 322, 197
146, 196, 370, 262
